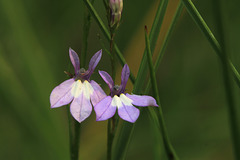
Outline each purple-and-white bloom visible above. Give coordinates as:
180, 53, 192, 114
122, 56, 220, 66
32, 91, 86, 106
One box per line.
50, 48, 106, 123
94, 64, 158, 123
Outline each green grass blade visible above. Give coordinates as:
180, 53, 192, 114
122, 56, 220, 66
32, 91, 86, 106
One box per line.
133, 0, 169, 94
145, 26, 160, 104
145, 2, 184, 93
181, 0, 240, 87
145, 26, 179, 160
213, 2, 240, 159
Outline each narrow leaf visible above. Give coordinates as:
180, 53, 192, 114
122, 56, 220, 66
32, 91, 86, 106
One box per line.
181, 0, 240, 87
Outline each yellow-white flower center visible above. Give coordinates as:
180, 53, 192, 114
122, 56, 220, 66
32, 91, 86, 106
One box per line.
71, 80, 93, 99
111, 93, 133, 108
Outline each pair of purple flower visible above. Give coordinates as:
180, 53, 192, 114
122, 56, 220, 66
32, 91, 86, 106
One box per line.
50, 49, 158, 123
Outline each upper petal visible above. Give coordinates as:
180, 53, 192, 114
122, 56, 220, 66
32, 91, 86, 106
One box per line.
95, 96, 116, 121
99, 70, 114, 91
50, 79, 74, 108
120, 64, 130, 93
90, 80, 107, 106
70, 93, 92, 123
88, 50, 102, 76
69, 48, 80, 75
118, 103, 140, 123
126, 93, 158, 107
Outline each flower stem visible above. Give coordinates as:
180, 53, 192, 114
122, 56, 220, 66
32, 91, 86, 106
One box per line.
107, 8, 117, 160
82, 0, 135, 83
107, 116, 117, 160
67, 107, 81, 160
107, 119, 112, 160
81, 3, 92, 67
110, 32, 116, 81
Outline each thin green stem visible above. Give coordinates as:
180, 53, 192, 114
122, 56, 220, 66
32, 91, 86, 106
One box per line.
145, 26, 160, 103
107, 115, 118, 160
107, 119, 113, 160
145, 26, 179, 160
214, 1, 240, 159
67, 107, 81, 160
110, 33, 116, 81
145, 2, 183, 93
107, 1, 119, 158
134, 0, 169, 94
83, 0, 135, 83
81, 1, 94, 67
108, 31, 116, 160
181, 0, 240, 87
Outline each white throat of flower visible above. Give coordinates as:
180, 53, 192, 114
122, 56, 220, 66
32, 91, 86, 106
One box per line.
111, 93, 133, 108
71, 80, 94, 99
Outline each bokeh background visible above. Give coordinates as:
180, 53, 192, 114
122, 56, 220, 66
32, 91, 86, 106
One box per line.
1, 0, 240, 159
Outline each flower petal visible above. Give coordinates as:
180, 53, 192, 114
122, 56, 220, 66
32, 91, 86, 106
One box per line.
90, 80, 107, 106
118, 103, 139, 123
70, 93, 92, 123
95, 96, 116, 121
71, 80, 83, 98
88, 50, 102, 76
82, 80, 94, 100
69, 48, 80, 75
99, 70, 114, 91
126, 94, 158, 107
120, 64, 130, 93
50, 79, 74, 108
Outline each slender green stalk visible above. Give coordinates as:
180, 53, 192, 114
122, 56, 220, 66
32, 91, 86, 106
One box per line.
107, 119, 113, 160
107, 115, 118, 160
145, 2, 183, 93
214, 1, 240, 159
108, 22, 117, 160
181, 0, 240, 87
81, 1, 94, 67
134, 0, 169, 94
82, 0, 135, 83
68, 108, 81, 160
145, 26, 160, 103
145, 26, 179, 160
110, 33, 116, 81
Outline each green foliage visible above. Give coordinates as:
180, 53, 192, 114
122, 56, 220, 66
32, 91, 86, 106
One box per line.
1, 0, 240, 159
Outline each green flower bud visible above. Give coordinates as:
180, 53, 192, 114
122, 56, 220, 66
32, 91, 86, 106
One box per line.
109, 0, 123, 27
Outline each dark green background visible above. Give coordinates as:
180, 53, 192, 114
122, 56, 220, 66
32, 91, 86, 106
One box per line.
0, 0, 240, 159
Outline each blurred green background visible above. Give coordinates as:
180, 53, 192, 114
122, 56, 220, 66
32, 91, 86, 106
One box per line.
1, 0, 240, 159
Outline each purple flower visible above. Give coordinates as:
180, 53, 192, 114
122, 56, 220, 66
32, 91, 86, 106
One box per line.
94, 64, 158, 123
50, 48, 106, 123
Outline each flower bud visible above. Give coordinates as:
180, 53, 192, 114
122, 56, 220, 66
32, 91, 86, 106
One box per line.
109, 0, 123, 27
